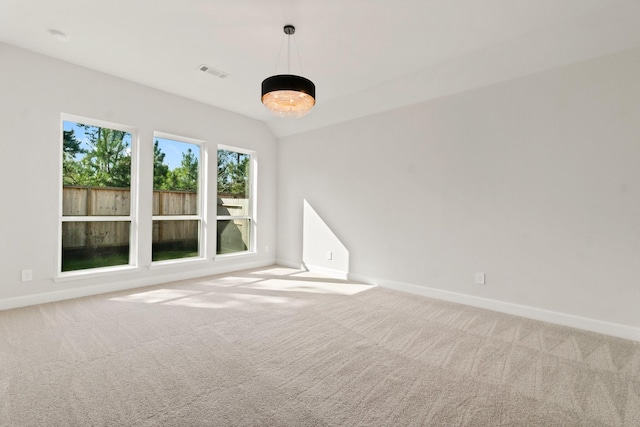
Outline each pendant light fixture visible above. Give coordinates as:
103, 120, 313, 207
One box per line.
261, 25, 316, 118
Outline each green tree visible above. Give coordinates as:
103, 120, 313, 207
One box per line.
166, 148, 198, 191
62, 129, 87, 185
217, 149, 248, 196
63, 129, 83, 157
78, 124, 131, 188
153, 140, 170, 190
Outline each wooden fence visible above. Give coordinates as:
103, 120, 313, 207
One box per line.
63, 186, 131, 216
62, 186, 249, 250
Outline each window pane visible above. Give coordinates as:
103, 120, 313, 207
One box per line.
152, 220, 199, 261
217, 149, 249, 216
216, 148, 252, 255
217, 219, 250, 254
153, 138, 199, 215
62, 221, 130, 271
217, 195, 249, 217
62, 121, 132, 216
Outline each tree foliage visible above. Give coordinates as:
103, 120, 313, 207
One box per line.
153, 140, 170, 190
62, 124, 132, 187
159, 148, 199, 191
62, 129, 86, 186
79, 125, 131, 187
62, 125, 208, 194
217, 149, 249, 196
63, 129, 83, 156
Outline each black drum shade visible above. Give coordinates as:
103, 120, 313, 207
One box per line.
261, 74, 316, 118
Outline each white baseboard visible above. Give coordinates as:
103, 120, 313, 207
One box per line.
275, 258, 303, 270
348, 273, 640, 343
275, 260, 349, 280
0, 259, 275, 312
303, 263, 349, 280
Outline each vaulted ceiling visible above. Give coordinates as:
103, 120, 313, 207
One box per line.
2, 0, 640, 137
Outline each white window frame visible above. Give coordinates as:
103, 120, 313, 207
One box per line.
151, 132, 207, 264
216, 144, 256, 256
58, 114, 139, 276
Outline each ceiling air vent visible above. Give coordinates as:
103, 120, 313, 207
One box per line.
198, 64, 229, 79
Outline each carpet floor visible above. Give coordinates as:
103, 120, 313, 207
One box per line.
1, 266, 639, 426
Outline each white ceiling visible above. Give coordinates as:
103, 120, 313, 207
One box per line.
2, 0, 640, 137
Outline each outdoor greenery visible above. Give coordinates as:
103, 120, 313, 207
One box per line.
64, 124, 249, 195
63, 126, 132, 188
61, 252, 129, 272
63, 124, 199, 191
151, 249, 199, 262
153, 140, 199, 191
217, 149, 249, 196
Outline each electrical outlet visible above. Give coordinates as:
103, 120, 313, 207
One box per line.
265, 245, 269, 253
21, 269, 33, 282
326, 251, 333, 260
475, 272, 486, 285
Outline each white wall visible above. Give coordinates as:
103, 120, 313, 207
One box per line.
277, 46, 640, 339
0, 43, 277, 308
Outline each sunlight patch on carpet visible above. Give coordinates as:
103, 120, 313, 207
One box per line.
249, 267, 303, 276
195, 276, 263, 287
110, 289, 200, 304
241, 278, 374, 295
164, 292, 296, 309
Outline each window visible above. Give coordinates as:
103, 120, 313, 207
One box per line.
60, 117, 137, 272
152, 135, 204, 262
217, 146, 253, 255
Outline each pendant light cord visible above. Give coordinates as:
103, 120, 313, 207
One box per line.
287, 33, 291, 74
292, 35, 304, 75
273, 26, 303, 75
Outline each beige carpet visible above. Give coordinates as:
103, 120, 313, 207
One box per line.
1, 266, 639, 426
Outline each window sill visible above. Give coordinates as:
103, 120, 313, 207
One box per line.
214, 250, 256, 260
54, 265, 140, 282
148, 257, 211, 270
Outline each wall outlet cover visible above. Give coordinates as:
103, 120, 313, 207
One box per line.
21, 269, 33, 282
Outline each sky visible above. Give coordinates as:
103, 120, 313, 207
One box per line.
155, 137, 199, 170
63, 121, 198, 170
